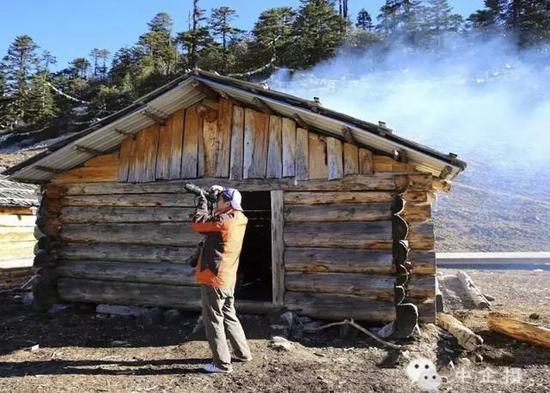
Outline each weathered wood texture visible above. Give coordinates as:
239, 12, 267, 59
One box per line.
285, 291, 396, 322
284, 248, 393, 274
271, 190, 284, 305
0, 213, 36, 262
487, 312, 550, 349
56, 260, 196, 285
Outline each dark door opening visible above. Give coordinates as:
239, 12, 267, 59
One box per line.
235, 191, 272, 302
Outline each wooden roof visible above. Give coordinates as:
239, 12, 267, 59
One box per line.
3, 70, 466, 183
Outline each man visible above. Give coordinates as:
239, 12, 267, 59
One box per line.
190, 185, 252, 374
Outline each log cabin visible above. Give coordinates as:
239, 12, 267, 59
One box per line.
0, 175, 38, 288
3, 70, 466, 333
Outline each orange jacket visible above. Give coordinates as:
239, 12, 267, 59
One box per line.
190, 204, 248, 289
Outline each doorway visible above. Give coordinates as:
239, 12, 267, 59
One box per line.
235, 191, 272, 302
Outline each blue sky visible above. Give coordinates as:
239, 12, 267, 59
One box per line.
1, 1, 482, 70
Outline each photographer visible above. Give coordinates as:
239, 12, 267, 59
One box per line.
190, 185, 252, 374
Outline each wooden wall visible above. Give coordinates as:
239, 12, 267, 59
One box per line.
40, 97, 438, 323
0, 208, 35, 289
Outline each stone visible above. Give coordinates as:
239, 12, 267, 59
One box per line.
48, 304, 73, 313
96, 304, 147, 317
163, 309, 183, 324
137, 307, 164, 326
270, 336, 293, 351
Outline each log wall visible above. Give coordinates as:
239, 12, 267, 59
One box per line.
37, 97, 438, 323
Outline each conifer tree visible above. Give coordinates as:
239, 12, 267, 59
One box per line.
292, 0, 346, 68
209, 6, 243, 72
356, 8, 374, 30
178, 0, 212, 68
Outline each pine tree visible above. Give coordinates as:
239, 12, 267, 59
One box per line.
376, 0, 423, 44
420, 0, 463, 46
25, 72, 57, 125
292, 0, 347, 68
467, 0, 507, 31
138, 13, 178, 76
356, 8, 374, 30
251, 7, 296, 68
177, 0, 212, 68
209, 6, 243, 72
1, 35, 40, 128
69, 57, 90, 79
506, 0, 550, 46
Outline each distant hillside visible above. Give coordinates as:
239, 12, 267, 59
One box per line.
433, 158, 550, 252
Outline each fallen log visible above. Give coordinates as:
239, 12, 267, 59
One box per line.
457, 271, 491, 310
436, 313, 483, 351
488, 312, 550, 349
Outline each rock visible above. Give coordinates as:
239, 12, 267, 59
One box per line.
137, 308, 164, 326
22, 292, 34, 306
30, 344, 40, 352
48, 304, 73, 313
270, 336, 293, 351
96, 304, 147, 317
377, 322, 394, 338
163, 309, 183, 324
529, 313, 540, 320
458, 357, 472, 367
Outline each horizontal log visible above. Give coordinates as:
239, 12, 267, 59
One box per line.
488, 312, 550, 349
51, 165, 118, 184
437, 313, 483, 350
408, 220, 435, 250
408, 251, 436, 275
284, 247, 393, 274
62, 193, 196, 207
284, 221, 393, 249
284, 203, 392, 222
285, 291, 395, 322
60, 206, 194, 224
57, 278, 202, 309
59, 243, 196, 263
286, 272, 395, 301
286, 272, 434, 301
0, 227, 35, 242
0, 215, 36, 227
56, 260, 196, 285
0, 241, 36, 261
0, 207, 35, 215
57, 278, 278, 314
417, 299, 436, 323
402, 203, 431, 222
402, 191, 428, 204
60, 223, 202, 246
283, 191, 395, 205
62, 175, 398, 196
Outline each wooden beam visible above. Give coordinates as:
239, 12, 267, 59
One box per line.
114, 128, 136, 140
142, 109, 168, 126
191, 80, 220, 100
488, 312, 550, 349
252, 97, 274, 115
75, 145, 104, 156
34, 165, 64, 174
293, 113, 309, 130
341, 126, 355, 144
271, 190, 284, 306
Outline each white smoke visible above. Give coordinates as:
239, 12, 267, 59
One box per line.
268, 34, 550, 171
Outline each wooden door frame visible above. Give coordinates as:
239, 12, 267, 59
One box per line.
270, 190, 285, 305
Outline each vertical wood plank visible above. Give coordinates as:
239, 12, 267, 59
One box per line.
144, 126, 160, 182
295, 127, 309, 181
181, 105, 201, 178
202, 117, 218, 177
168, 110, 185, 179
133, 129, 149, 183
343, 142, 359, 176
308, 132, 328, 180
359, 148, 374, 175
271, 190, 284, 306
230, 106, 244, 180
281, 118, 296, 178
326, 137, 343, 180
117, 137, 133, 182
216, 99, 232, 178
155, 122, 171, 180
266, 116, 283, 178
126, 137, 139, 183
243, 108, 269, 179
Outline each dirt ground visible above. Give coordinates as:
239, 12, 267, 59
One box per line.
0, 268, 548, 393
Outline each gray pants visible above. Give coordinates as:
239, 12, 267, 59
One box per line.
200, 285, 251, 371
